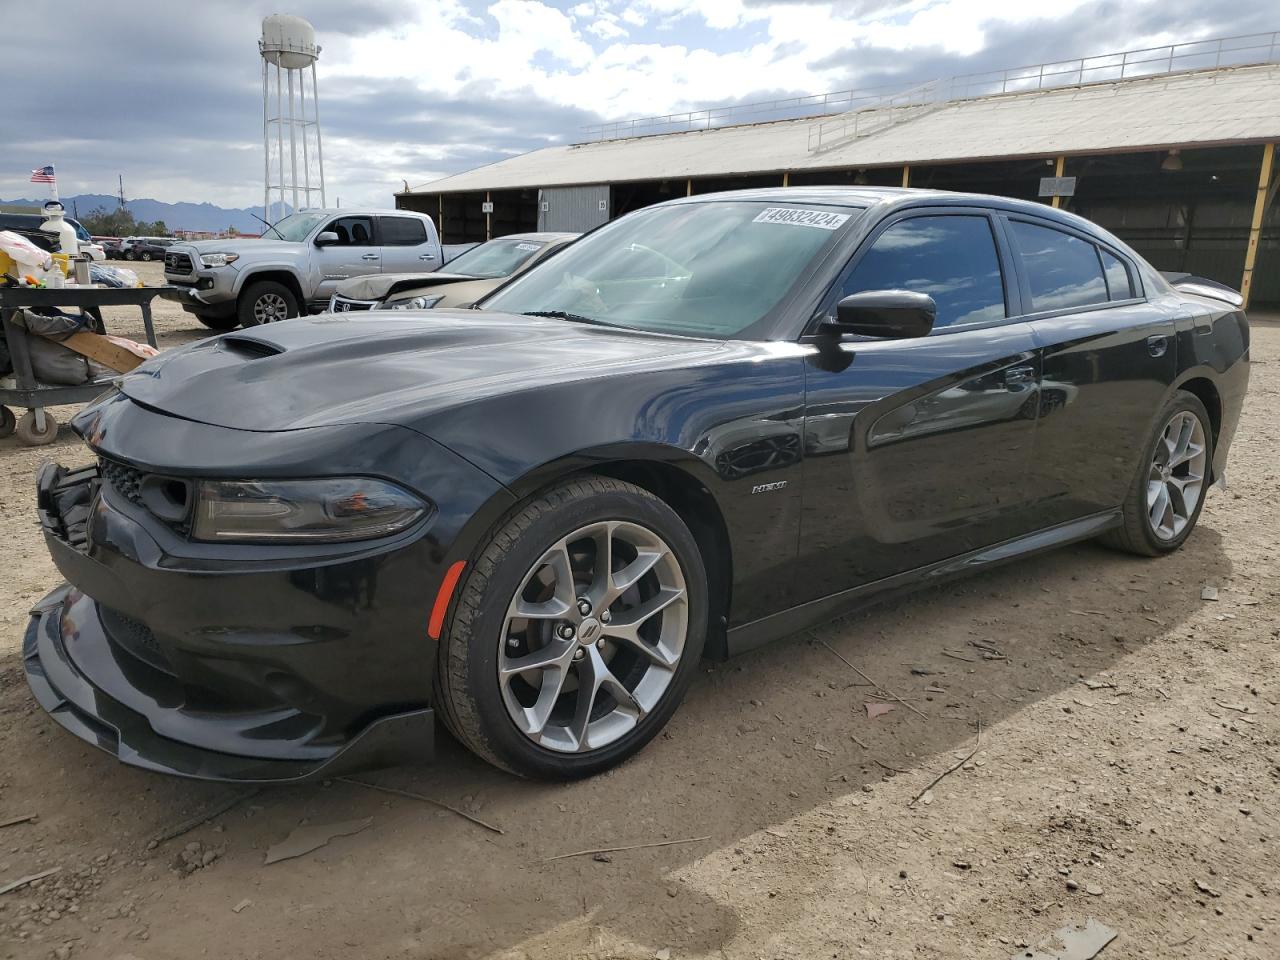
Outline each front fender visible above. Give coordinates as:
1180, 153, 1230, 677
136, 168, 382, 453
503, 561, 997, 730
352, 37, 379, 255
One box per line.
416, 358, 808, 626
232, 262, 309, 297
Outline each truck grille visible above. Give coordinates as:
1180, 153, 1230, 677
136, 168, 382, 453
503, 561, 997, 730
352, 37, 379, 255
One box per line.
164, 251, 193, 274
330, 296, 377, 312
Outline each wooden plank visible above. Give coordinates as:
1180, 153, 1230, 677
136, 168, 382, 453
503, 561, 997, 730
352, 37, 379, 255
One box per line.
59, 331, 145, 373
1241, 142, 1275, 309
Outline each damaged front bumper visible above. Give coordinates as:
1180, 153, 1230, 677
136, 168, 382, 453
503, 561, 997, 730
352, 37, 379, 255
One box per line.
23, 462, 435, 784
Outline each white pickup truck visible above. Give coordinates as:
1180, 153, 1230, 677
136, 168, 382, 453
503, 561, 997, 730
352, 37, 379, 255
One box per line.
161, 209, 443, 330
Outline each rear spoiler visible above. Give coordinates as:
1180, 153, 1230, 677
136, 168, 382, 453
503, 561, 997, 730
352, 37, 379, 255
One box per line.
1162, 272, 1245, 308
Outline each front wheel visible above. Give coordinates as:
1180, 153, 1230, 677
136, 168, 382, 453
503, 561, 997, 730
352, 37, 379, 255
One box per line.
237, 280, 298, 326
434, 477, 708, 779
1101, 392, 1213, 556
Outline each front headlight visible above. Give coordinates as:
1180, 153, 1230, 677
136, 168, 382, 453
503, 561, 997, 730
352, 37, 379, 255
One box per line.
382, 294, 443, 310
192, 477, 429, 543
200, 252, 239, 267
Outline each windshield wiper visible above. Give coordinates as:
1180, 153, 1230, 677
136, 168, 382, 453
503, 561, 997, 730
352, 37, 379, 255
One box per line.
520, 310, 616, 327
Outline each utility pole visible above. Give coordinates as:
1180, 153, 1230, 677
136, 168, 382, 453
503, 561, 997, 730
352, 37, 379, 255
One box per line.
118, 174, 125, 210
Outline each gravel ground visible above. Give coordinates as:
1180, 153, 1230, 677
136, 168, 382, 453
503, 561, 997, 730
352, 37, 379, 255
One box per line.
0, 271, 1276, 960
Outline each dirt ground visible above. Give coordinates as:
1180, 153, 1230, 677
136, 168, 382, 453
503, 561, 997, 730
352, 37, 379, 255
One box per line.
1, 267, 1277, 960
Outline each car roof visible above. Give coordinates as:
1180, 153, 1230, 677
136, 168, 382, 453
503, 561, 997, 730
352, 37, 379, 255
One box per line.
298, 208, 432, 217
492, 232, 579, 243
661, 186, 1107, 235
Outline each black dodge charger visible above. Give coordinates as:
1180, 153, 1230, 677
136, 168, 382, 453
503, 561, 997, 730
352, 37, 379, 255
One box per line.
25, 188, 1249, 782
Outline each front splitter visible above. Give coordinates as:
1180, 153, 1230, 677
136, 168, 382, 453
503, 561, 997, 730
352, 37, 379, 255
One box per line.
23, 584, 434, 784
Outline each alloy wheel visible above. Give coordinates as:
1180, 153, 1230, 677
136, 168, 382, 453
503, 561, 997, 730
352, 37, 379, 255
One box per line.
253, 292, 289, 323
1147, 410, 1207, 541
498, 520, 688, 753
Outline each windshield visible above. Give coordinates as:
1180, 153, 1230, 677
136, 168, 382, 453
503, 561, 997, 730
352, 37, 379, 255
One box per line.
265, 212, 328, 242
483, 201, 860, 338
446, 237, 548, 279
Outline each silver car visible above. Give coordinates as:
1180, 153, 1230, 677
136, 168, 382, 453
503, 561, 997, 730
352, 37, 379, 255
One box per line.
329, 232, 578, 312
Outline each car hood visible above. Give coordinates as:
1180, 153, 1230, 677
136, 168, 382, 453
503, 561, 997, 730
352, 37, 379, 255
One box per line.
177, 238, 301, 255
335, 272, 476, 301
116, 311, 733, 432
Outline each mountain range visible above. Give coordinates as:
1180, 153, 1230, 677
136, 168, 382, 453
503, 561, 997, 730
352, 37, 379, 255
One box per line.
0, 195, 293, 233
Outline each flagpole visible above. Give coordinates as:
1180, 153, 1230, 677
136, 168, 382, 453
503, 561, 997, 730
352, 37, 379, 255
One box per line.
49, 165, 58, 203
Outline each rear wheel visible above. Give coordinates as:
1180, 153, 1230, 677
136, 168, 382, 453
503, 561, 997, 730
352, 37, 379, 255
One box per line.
140, 251, 153, 261
434, 477, 707, 779
1101, 392, 1213, 556
0, 405, 15, 439
237, 280, 298, 326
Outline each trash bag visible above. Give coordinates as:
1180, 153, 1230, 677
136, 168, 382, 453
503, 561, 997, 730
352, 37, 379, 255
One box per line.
0, 230, 54, 270
26, 336, 111, 385
89, 263, 140, 288
13, 307, 89, 342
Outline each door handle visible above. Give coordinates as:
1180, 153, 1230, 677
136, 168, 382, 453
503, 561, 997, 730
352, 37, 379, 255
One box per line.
418, 253, 436, 261
361, 253, 380, 261
1147, 335, 1168, 358
1004, 365, 1034, 387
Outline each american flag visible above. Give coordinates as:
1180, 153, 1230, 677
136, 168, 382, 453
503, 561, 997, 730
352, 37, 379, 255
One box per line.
30, 165, 56, 184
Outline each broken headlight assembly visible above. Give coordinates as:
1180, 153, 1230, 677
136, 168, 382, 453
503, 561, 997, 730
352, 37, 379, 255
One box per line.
192, 478, 429, 543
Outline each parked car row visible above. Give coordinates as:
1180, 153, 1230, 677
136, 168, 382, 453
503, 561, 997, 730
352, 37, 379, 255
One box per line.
103, 236, 178, 261
26, 186, 1250, 785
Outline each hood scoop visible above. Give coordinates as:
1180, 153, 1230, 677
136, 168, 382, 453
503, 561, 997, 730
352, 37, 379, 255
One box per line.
220, 335, 284, 359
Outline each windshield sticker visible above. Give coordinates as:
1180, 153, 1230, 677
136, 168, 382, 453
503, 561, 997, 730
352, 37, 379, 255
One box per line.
515, 242, 541, 251
752, 207, 850, 230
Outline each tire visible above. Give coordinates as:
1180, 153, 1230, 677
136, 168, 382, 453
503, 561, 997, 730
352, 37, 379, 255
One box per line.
1101, 391, 1213, 556
194, 312, 241, 332
434, 476, 708, 779
140, 251, 153, 261
0, 405, 15, 439
237, 280, 298, 326
15, 410, 58, 446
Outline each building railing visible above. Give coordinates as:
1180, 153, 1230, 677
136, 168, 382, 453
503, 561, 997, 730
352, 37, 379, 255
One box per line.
807, 80, 941, 153
579, 31, 1280, 144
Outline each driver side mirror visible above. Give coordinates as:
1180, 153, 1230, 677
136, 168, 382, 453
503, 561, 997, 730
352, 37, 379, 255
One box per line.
315, 231, 339, 247
823, 290, 936, 339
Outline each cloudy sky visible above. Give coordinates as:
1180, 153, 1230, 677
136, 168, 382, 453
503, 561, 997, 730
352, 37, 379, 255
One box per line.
1, 0, 1274, 209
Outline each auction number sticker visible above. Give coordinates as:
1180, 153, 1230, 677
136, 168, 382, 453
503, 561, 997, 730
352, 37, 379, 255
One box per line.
515, 242, 541, 251
753, 207, 850, 230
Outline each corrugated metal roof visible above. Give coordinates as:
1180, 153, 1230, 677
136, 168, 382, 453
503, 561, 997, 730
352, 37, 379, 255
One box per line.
411, 64, 1280, 196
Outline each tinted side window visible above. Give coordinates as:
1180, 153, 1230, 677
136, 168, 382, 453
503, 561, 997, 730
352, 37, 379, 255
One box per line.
1099, 249, 1134, 300
1011, 221, 1108, 311
324, 216, 375, 247
381, 217, 428, 246
841, 215, 1006, 328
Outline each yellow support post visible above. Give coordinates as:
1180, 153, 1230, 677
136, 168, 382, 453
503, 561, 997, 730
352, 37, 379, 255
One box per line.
901, 165, 910, 188
686, 179, 693, 196
485, 190, 491, 241
1051, 155, 1066, 208
1242, 142, 1275, 309
782, 171, 790, 187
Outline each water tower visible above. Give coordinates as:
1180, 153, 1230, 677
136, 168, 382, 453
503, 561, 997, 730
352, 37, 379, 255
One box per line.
260, 14, 325, 222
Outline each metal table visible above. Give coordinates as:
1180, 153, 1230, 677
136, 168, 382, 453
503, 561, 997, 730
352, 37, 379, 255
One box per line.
0, 286, 168, 445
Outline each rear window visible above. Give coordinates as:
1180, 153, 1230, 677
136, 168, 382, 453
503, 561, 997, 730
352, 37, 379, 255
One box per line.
381, 217, 428, 246
1100, 249, 1134, 300
1010, 220, 1108, 312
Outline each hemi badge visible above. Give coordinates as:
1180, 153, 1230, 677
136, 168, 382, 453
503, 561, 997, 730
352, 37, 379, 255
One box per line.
751, 481, 788, 494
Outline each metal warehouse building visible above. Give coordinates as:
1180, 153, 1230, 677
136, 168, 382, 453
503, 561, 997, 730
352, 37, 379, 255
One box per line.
397, 33, 1280, 307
